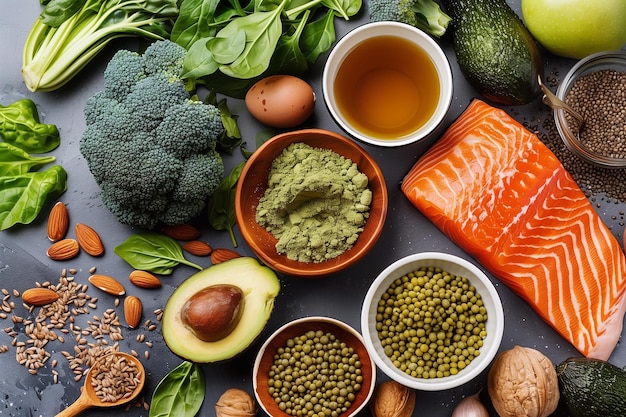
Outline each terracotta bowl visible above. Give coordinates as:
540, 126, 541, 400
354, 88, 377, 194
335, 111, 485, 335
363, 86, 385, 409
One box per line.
253, 316, 376, 417
235, 128, 388, 277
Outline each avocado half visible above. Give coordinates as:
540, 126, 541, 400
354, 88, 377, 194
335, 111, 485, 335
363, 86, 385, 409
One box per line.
162, 257, 280, 363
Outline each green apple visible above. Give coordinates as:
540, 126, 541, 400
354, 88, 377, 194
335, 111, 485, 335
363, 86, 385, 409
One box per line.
521, 0, 626, 59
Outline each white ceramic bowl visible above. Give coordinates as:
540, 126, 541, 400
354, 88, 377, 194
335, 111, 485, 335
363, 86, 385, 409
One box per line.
322, 22, 453, 147
361, 252, 504, 391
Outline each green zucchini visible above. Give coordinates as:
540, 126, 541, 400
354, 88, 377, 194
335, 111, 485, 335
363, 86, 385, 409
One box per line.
440, 0, 542, 105
556, 357, 626, 417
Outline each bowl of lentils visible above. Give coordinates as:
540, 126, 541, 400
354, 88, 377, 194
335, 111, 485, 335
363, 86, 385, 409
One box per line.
360, 252, 504, 391
555, 50, 626, 168
253, 316, 376, 417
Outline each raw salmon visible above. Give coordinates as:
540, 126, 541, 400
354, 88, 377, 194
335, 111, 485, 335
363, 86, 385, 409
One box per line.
401, 99, 626, 360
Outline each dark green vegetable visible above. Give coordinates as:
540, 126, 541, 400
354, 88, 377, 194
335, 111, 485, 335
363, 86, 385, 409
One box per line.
173, 0, 361, 97
21, 0, 180, 92
440, 0, 543, 105
0, 165, 67, 231
0, 99, 60, 153
0, 143, 56, 176
368, 0, 451, 38
114, 233, 203, 274
207, 161, 246, 248
557, 357, 626, 417
149, 361, 205, 417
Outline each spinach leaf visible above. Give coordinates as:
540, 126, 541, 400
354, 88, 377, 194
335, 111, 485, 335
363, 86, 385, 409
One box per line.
171, 0, 220, 49
0, 142, 56, 176
217, 0, 287, 79
207, 161, 245, 247
300, 10, 336, 64
0, 165, 67, 231
0, 99, 60, 153
149, 361, 205, 417
114, 233, 203, 274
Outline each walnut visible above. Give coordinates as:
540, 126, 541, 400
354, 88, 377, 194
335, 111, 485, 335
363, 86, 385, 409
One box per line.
215, 388, 257, 417
487, 345, 560, 417
370, 380, 416, 417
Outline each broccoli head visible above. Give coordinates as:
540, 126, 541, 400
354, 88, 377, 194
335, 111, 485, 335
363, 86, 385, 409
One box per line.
79, 40, 226, 229
368, 0, 451, 37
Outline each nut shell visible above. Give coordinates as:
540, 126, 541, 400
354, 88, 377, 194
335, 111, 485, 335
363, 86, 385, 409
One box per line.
215, 388, 257, 417
47, 238, 80, 261
129, 270, 162, 289
47, 202, 69, 242
22, 288, 60, 306
124, 295, 143, 329
75, 223, 105, 256
487, 345, 559, 417
370, 380, 415, 417
89, 274, 126, 296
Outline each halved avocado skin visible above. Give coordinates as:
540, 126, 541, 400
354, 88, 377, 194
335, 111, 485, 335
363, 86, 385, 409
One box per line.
162, 257, 280, 363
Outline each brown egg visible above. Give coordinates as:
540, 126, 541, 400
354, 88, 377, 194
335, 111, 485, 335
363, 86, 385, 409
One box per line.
245, 75, 315, 128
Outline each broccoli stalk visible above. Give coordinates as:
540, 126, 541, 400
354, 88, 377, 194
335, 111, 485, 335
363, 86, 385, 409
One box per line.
21, 0, 179, 92
368, 0, 451, 38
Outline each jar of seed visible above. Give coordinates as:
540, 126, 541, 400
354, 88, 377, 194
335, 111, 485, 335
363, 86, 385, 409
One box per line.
555, 50, 626, 169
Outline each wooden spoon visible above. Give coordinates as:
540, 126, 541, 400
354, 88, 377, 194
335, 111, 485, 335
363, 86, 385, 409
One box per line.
55, 352, 145, 417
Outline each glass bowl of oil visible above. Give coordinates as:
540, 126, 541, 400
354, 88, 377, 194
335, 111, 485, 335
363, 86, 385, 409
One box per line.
322, 21, 453, 147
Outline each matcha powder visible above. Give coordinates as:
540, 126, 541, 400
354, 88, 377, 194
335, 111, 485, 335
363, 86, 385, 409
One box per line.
256, 142, 373, 263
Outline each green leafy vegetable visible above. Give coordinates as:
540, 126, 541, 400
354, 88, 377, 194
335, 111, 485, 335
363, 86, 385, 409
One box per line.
207, 161, 245, 248
114, 233, 203, 274
149, 361, 205, 417
0, 99, 60, 153
175, 0, 361, 97
0, 165, 67, 231
0, 143, 56, 176
368, 0, 451, 38
21, 0, 180, 92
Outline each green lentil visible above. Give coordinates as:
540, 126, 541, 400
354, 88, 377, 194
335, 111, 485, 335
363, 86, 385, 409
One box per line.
376, 266, 488, 379
268, 330, 363, 417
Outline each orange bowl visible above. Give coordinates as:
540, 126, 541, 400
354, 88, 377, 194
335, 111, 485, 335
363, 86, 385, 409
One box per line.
252, 317, 376, 417
235, 128, 388, 277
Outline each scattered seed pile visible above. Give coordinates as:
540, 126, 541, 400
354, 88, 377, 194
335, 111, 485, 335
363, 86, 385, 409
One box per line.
0, 268, 160, 392
90, 353, 142, 403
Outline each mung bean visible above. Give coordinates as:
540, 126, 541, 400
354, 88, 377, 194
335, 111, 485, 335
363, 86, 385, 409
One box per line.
375, 266, 488, 379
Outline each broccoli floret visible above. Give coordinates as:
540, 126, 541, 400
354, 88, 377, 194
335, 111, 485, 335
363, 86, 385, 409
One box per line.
102, 50, 145, 99
368, 0, 451, 37
79, 40, 227, 229
156, 101, 224, 159
142, 39, 187, 79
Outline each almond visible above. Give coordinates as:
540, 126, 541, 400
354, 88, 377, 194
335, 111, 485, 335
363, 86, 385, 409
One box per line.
22, 288, 59, 306
47, 202, 69, 242
161, 224, 201, 241
210, 248, 242, 264
183, 240, 213, 257
75, 223, 105, 256
89, 274, 125, 296
123, 295, 142, 329
47, 238, 80, 261
129, 270, 162, 289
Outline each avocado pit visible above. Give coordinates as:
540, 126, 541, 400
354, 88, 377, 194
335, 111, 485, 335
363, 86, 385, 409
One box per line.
181, 284, 244, 342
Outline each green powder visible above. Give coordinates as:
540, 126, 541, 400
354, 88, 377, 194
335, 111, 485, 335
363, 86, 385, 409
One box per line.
256, 142, 372, 263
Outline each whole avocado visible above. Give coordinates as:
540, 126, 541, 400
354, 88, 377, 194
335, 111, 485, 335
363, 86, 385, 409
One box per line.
557, 357, 626, 417
441, 0, 543, 105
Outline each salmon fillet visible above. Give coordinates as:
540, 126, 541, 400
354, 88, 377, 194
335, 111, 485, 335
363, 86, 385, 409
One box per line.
401, 99, 626, 360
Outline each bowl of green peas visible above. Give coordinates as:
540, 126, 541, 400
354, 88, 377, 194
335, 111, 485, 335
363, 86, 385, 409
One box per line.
360, 252, 504, 391
253, 316, 376, 417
